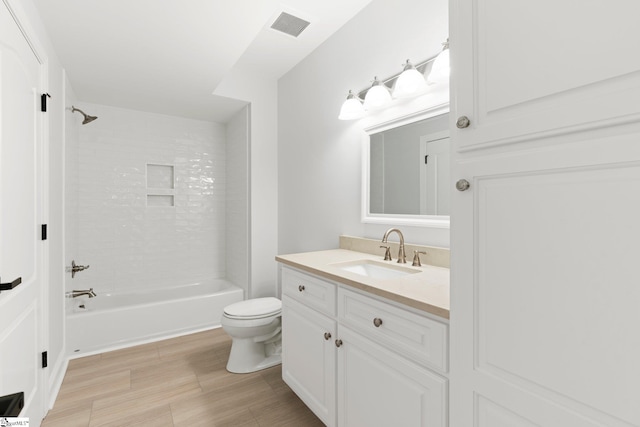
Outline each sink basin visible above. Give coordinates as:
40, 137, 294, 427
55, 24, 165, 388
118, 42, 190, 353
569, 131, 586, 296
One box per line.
331, 259, 419, 279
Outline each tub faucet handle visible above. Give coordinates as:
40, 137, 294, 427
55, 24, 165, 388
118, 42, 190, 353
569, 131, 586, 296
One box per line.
70, 260, 90, 278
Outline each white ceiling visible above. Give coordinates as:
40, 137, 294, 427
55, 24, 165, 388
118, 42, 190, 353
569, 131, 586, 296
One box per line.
33, 0, 372, 122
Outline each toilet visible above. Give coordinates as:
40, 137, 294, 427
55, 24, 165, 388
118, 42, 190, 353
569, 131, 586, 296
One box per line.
221, 297, 282, 373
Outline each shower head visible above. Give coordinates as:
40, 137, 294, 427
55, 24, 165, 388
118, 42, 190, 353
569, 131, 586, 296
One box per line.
71, 106, 98, 125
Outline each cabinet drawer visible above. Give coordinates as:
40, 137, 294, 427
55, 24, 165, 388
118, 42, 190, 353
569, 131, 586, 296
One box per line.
338, 287, 448, 373
282, 267, 336, 316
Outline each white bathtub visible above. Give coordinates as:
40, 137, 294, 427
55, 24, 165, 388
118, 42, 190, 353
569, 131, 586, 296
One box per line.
66, 279, 243, 356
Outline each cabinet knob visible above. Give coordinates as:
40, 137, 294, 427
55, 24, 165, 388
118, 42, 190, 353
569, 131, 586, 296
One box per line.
335, 339, 343, 348
298, 285, 305, 292
373, 318, 383, 327
456, 116, 471, 129
456, 179, 471, 192
324, 332, 332, 340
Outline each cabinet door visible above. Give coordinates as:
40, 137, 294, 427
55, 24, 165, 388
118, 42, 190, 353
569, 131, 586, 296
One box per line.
451, 0, 640, 151
337, 326, 447, 427
450, 136, 640, 426
282, 295, 336, 427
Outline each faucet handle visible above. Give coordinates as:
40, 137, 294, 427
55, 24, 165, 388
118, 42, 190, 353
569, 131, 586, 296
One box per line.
412, 250, 427, 267
379, 245, 392, 261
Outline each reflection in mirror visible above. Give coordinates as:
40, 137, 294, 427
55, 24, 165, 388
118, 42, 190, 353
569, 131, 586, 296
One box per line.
369, 113, 449, 216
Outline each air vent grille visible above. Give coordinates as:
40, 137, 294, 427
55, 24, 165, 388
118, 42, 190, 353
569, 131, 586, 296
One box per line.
270, 12, 310, 38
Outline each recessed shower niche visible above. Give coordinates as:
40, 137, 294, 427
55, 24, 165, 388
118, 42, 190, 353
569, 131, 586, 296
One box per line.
146, 163, 174, 207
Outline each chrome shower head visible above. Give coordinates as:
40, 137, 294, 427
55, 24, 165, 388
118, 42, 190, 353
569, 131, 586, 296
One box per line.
71, 106, 98, 125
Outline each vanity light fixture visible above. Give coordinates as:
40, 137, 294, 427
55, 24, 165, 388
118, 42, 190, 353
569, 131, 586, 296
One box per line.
338, 90, 365, 120
339, 38, 450, 121
392, 59, 428, 98
428, 38, 450, 84
363, 76, 392, 111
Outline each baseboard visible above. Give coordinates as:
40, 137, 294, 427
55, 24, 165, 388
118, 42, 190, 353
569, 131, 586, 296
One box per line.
47, 353, 69, 410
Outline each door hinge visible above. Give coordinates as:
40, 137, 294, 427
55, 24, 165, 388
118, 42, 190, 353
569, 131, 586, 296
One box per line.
41, 93, 51, 112
41, 351, 48, 368
41, 224, 47, 240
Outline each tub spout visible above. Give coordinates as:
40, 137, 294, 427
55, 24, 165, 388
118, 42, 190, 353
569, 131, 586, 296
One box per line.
67, 288, 97, 298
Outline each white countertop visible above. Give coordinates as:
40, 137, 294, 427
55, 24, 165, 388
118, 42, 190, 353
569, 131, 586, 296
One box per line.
276, 249, 450, 319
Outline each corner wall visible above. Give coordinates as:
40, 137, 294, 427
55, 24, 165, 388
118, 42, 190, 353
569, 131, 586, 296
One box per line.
226, 105, 250, 293
215, 68, 278, 298
278, 0, 449, 254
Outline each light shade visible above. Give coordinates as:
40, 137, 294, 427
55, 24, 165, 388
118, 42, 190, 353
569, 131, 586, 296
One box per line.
338, 90, 365, 120
428, 39, 450, 84
392, 60, 428, 98
363, 77, 392, 110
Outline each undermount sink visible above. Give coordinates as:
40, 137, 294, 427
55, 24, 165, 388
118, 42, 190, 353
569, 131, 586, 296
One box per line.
331, 259, 420, 279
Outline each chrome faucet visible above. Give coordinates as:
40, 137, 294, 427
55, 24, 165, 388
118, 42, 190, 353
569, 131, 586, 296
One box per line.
381, 228, 406, 264
67, 288, 97, 298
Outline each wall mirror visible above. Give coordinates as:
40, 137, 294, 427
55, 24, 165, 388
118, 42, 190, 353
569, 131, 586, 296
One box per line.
362, 106, 450, 228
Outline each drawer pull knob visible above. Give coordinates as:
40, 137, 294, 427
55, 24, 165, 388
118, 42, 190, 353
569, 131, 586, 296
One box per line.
456, 115, 470, 129
324, 332, 332, 340
335, 339, 343, 348
298, 285, 305, 292
456, 179, 470, 192
373, 318, 383, 327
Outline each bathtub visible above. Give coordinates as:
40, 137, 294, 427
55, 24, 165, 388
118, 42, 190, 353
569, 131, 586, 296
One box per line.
66, 279, 244, 356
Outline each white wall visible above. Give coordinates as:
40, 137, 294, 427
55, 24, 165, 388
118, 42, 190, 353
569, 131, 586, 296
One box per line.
278, 0, 449, 254
226, 105, 250, 294
215, 68, 278, 298
73, 103, 228, 294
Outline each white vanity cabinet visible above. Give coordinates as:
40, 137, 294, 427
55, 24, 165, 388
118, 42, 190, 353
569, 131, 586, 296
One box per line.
281, 266, 448, 427
282, 267, 337, 426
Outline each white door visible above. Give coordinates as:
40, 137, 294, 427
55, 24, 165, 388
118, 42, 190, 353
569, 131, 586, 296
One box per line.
0, 1, 45, 424
450, 0, 640, 426
336, 326, 447, 427
451, 140, 640, 427
451, 0, 640, 152
281, 295, 337, 427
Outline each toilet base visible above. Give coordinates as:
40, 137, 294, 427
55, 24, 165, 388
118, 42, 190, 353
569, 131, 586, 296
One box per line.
226, 336, 282, 374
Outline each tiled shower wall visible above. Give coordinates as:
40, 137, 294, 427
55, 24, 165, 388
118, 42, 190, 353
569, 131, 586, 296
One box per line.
75, 103, 227, 294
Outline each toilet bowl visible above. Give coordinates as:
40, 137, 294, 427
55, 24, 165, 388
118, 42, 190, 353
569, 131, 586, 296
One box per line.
221, 297, 282, 373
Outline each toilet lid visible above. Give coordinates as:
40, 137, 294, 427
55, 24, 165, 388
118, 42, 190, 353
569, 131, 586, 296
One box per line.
224, 297, 282, 319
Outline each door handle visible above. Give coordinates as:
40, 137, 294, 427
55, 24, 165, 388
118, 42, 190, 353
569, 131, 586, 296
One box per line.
0, 277, 22, 292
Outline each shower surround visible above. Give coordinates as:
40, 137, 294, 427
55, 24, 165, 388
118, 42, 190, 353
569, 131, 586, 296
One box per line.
73, 104, 230, 295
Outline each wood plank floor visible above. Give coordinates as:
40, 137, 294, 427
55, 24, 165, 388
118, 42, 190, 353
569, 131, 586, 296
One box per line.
42, 328, 324, 427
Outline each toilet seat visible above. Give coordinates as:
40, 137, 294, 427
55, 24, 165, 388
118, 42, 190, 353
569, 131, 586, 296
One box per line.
223, 297, 282, 320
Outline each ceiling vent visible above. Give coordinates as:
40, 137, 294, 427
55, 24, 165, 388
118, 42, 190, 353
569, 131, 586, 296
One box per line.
270, 12, 310, 38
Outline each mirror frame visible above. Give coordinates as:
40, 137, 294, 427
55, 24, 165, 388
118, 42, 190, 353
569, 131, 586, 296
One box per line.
361, 103, 450, 228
